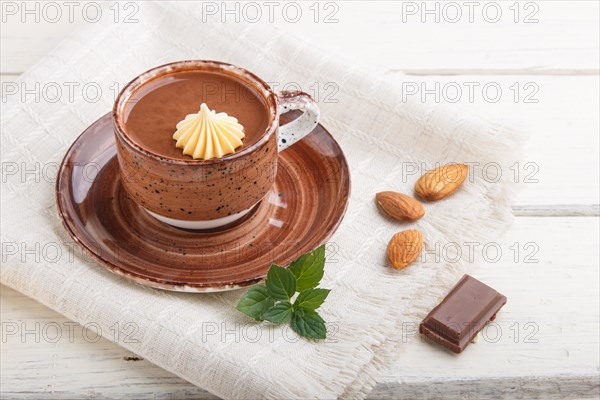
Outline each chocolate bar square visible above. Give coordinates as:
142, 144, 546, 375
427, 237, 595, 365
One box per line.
419, 274, 507, 353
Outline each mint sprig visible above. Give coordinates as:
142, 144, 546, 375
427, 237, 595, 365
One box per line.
291, 308, 327, 340
235, 285, 274, 321
262, 301, 292, 324
294, 288, 330, 310
266, 265, 296, 300
236, 244, 329, 340
289, 245, 325, 291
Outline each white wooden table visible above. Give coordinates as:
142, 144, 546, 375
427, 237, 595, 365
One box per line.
1, 2, 599, 399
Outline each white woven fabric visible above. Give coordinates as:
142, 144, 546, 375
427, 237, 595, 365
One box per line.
1, 3, 524, 399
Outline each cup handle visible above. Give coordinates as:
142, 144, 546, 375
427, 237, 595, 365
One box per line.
276, 90, 320, 151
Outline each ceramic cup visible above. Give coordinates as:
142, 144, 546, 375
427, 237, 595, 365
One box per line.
113, 60, 320, 230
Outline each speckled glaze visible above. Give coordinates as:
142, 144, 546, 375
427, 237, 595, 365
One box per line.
56, 113, 350, 292
277, 90, 321, 150
114, 127, 278, 221
113, 60, 320, 225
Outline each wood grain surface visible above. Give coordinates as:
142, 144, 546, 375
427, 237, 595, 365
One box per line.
1, 1, 599, 399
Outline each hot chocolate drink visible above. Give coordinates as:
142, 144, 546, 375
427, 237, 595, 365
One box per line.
123, 71, 269, 160
113, 60, 319, 230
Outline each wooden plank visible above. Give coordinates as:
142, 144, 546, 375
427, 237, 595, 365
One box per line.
369, 376, 600, 400
513, 204, 600, 217
1, 1, 599, 74
382, 75, 600, 209
2, 217, 598, 399
285, 1, 600, 73
381, 217, 600, 392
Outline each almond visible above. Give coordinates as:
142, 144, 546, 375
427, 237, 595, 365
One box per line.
387, 229, 424, 269
376, 192, 425, 221
415, 163, 468, 201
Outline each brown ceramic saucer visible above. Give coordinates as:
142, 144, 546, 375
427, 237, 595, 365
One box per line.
56, 113, 350, 292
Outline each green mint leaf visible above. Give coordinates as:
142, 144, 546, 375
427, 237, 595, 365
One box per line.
262, 301, 293, 324
291, 308, 327, 340
236, 285, 274, 320
288, 244, 326, 292
294, 288, 330, 311
266, 264, 296, 300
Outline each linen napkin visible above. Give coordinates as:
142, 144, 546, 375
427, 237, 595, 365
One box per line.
1, 2, 523, 398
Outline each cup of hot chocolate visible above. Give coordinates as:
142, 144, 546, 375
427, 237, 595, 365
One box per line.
112, 60, 320, 230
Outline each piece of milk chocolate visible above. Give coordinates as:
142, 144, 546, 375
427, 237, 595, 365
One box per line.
419, 274, 507, 353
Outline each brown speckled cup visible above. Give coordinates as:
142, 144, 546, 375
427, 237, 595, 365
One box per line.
113, 60, 320, 229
